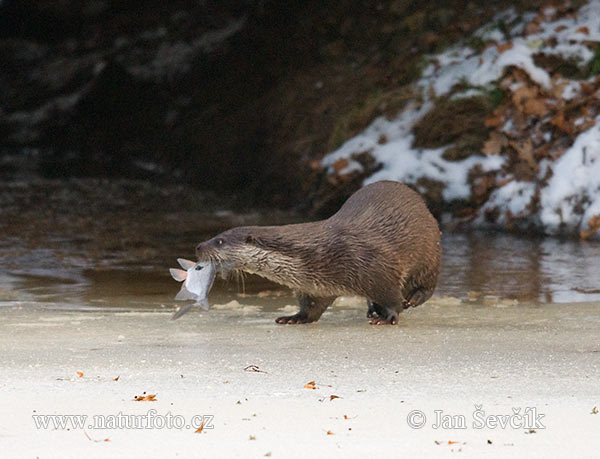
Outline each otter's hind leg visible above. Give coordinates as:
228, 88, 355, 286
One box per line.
367, 301, 400, 325
275, 294, 336, 324
367, 301, 387, 319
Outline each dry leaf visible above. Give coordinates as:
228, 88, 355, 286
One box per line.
509, 139, 537, 170
343, 415, 349, 420
448, 440, 458, 445
576, 26, 590, 35
326, 430, 335, 435
482, 132, 508, 155
580, 215, 600, 240
497, 41, 513, 53
133, 393, 157, 402
113, 376, 120, 381
244, 365, 267, 373
195, 419, 206, 433
484, 113, 504, 128
332, 158, 349, 174
551, 112, 573, 134
555, 25, 568, 32
523, 98, 548, 117
304, 381, 317, 390
329, 395, 341, 401
76, 371, 83, 378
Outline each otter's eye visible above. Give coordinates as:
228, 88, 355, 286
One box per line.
215, 238, 224, 247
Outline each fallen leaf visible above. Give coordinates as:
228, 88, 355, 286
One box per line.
497, 41, 513, 53
554, 25, 568, 32
591, 406, 599, 414
113, 376, 120, 381
332, 158, 349, 174
482, 132, 508, 155
343, 415, 349, 420
104, 438, 111, 442
484, 113, 504, 128
76, 371, 83, 378
133, 393, 157, 402
551, 111, 573, 135
326, 430, 335, 435
244, 365, 267, 373
329, 395, 341, 401
448, 440, 458, 445
249, 435, 256, 440
581, 215, 600, 240
576, 26, 590, 35
195, 419, 205, 433
304, 381, 317, 390
509, 139, 537, 170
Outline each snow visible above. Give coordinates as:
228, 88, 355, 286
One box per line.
321, 0, 600, 238
480, 180, 537, 223
322, 101, 505, 201
540, 120, 600, 233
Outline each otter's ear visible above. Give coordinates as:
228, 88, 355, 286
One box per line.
245, 234, 255, 244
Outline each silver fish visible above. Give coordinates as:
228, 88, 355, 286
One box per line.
169, 258, 216, 320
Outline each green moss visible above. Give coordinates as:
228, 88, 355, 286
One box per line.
489, 87, 504, 108
587, 46, 600, 77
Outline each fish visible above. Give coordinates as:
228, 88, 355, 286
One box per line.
169, 258, 216, 320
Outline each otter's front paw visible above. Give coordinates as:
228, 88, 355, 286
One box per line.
275, 313, 312, 324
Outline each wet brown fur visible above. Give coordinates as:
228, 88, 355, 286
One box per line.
195, 181, 441, 324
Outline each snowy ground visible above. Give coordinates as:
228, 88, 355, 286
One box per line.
323, 0, 600, 239
1, 298, 599, 458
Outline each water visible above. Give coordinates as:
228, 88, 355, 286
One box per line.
1, 178, 600, 312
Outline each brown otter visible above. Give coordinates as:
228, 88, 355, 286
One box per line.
195, 180, 441, 325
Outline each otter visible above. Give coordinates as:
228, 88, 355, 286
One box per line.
195, 181, 441, 325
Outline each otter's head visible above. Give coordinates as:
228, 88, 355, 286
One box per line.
195, 226, 274, 275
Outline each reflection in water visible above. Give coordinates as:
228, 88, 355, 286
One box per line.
1, 179, 600, 309
440, 233, 600, 303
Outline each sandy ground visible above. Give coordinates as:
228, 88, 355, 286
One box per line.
1, 298, 599, 458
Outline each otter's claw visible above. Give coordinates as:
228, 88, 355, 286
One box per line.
275, 313, 312, 324
368, 311, 398, 325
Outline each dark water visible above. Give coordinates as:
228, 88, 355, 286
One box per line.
1, 179, 600, 310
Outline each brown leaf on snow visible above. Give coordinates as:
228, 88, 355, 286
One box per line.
512, 86, 548, 117
326, 430, 335, 435
509, 139, 537, 170
497, 41, 513, 53
554, 25, 568, 32
523, 98, 548, 117
482, 132, 508, 155
332, 158, 349, 174
576, 26, 590, 35
550, 112, 573, 135
581, 215, 600, 240
76, 371, 83, 378
133, 393, 157, 402
113, 376, 120, 381
329, 395, 341, 401
304, 381, 317, 390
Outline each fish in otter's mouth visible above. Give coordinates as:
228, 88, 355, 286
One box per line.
169, 258, 216, 320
